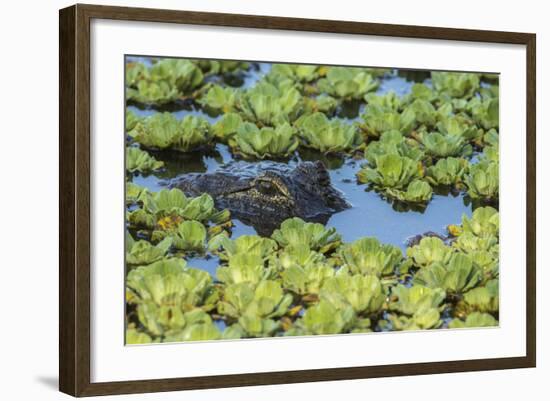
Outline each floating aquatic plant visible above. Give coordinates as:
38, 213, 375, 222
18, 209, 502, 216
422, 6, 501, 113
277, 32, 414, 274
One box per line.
465, 161, 499, 201
431, 72, 480, 99
358, 105, 416, 138
231, 122, 299, 159
126, 235, 172, 267
198, 85, 239, 112
357, 154, 422, 190
419, 131, 472, 158
406, 237, 453, 268
131, 113, 213, 152
426, 157, 469, 187
320, 274, 386, 315
237, 82, 303, 126
271, 217, 341, 254
413, 253, 481, 294
296, 112, 362, 153
317, 67, 378, 99
338, 237, 404, 277
448, 312, 498, 328
386, 179, 433, 204
126, 147, 164, 173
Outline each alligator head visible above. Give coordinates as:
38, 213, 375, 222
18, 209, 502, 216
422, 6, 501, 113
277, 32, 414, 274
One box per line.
168, 160, 350, 235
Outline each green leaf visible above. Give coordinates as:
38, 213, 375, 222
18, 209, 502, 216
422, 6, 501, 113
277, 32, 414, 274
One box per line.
126, 147, 164, 173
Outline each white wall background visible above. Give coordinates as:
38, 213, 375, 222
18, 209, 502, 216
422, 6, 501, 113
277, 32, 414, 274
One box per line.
0, 0, 545, 399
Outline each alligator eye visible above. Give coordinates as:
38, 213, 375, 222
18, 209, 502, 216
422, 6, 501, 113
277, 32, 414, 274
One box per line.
257, 180, 279, 196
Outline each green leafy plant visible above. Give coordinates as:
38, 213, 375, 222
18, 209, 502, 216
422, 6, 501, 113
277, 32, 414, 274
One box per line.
216, 254, 276, 285
419, 132, 472, 158
357, 154, 422, 190
271, 217, 341, 254
198, 85, 239, 112
465, 161, 499, 201
126, 60, 204, 104
131, 113, 213, 152
126, 235, 172, 267
317, 67, 378, 99
297, 112, 362, 153
209, 234, 278, 262
237, 82, 303, 126
387, 307, 442, 330
217, 280, 293, 337
449, 312, 498, 328
363, 131, 424, 166
292, 300, 356, 335
426, 157, 469, 186
406, 237, 453, 268
468, 97, 499, 130
338, 237, 404, 277
170, 220, 207, 252
231, 122, 299, 159
211, 112, 243, 141
431, 72, 480, 99
358, 105, 416, 138
386, 179, 433, 203
413, 253, 481, 294
280, 260, 336, 296
390, 284, 446, 316
126, 147, 164, 173
126, 259, 218, 336
320, 273, 385, 315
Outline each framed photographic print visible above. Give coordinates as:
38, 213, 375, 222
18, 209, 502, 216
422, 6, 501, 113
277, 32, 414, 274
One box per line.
59, 4, 536, 397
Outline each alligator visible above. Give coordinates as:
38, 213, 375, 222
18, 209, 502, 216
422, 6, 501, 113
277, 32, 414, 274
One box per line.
168, 160, 350, 236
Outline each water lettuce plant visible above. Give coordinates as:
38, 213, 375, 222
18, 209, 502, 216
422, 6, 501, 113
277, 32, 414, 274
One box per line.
431, 72, 480, 99
357, 154, 422, 189
198, 85, 239, 112
237, 82, 303, 126
209, 234, 278, 262
389, 284, 446, 316
126, 259, 219, 337
268, 63, 321, 83
363, 130, 424, 166
126, 235, 172, 267
465, 161, 499, 201
170, 220, 208, 252
131, 113, 213, 152
426, 157, 469, 186
449, 312, 498, 328
406, 237, 453, 268
413, 253, 481, 294
126, 59, 204, 105
468, 97, 499, 130
297, 112, 362, 153
358, 105, 416, 138
211, 112, 243, 141
231, 122, 299, 159
217, 280, 293, 337
387, 307, 442, 331
280, 258, 336, 296
289, 300, 357, 335
126, 147, 164, 173
338, 237, 404, 277
419, 131, 472, 158
271, 217, 341, 254
317, 67, 378, 99
386, 179, 433, 204
460, 279, 499, 314
216, 254, 275, 285
320, 274, 386, 315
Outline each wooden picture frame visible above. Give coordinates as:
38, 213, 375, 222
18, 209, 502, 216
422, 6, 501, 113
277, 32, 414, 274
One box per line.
59, 3, 536, 397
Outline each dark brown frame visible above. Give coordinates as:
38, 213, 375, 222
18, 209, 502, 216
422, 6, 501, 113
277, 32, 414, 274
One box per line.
59, 3, 536, 397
